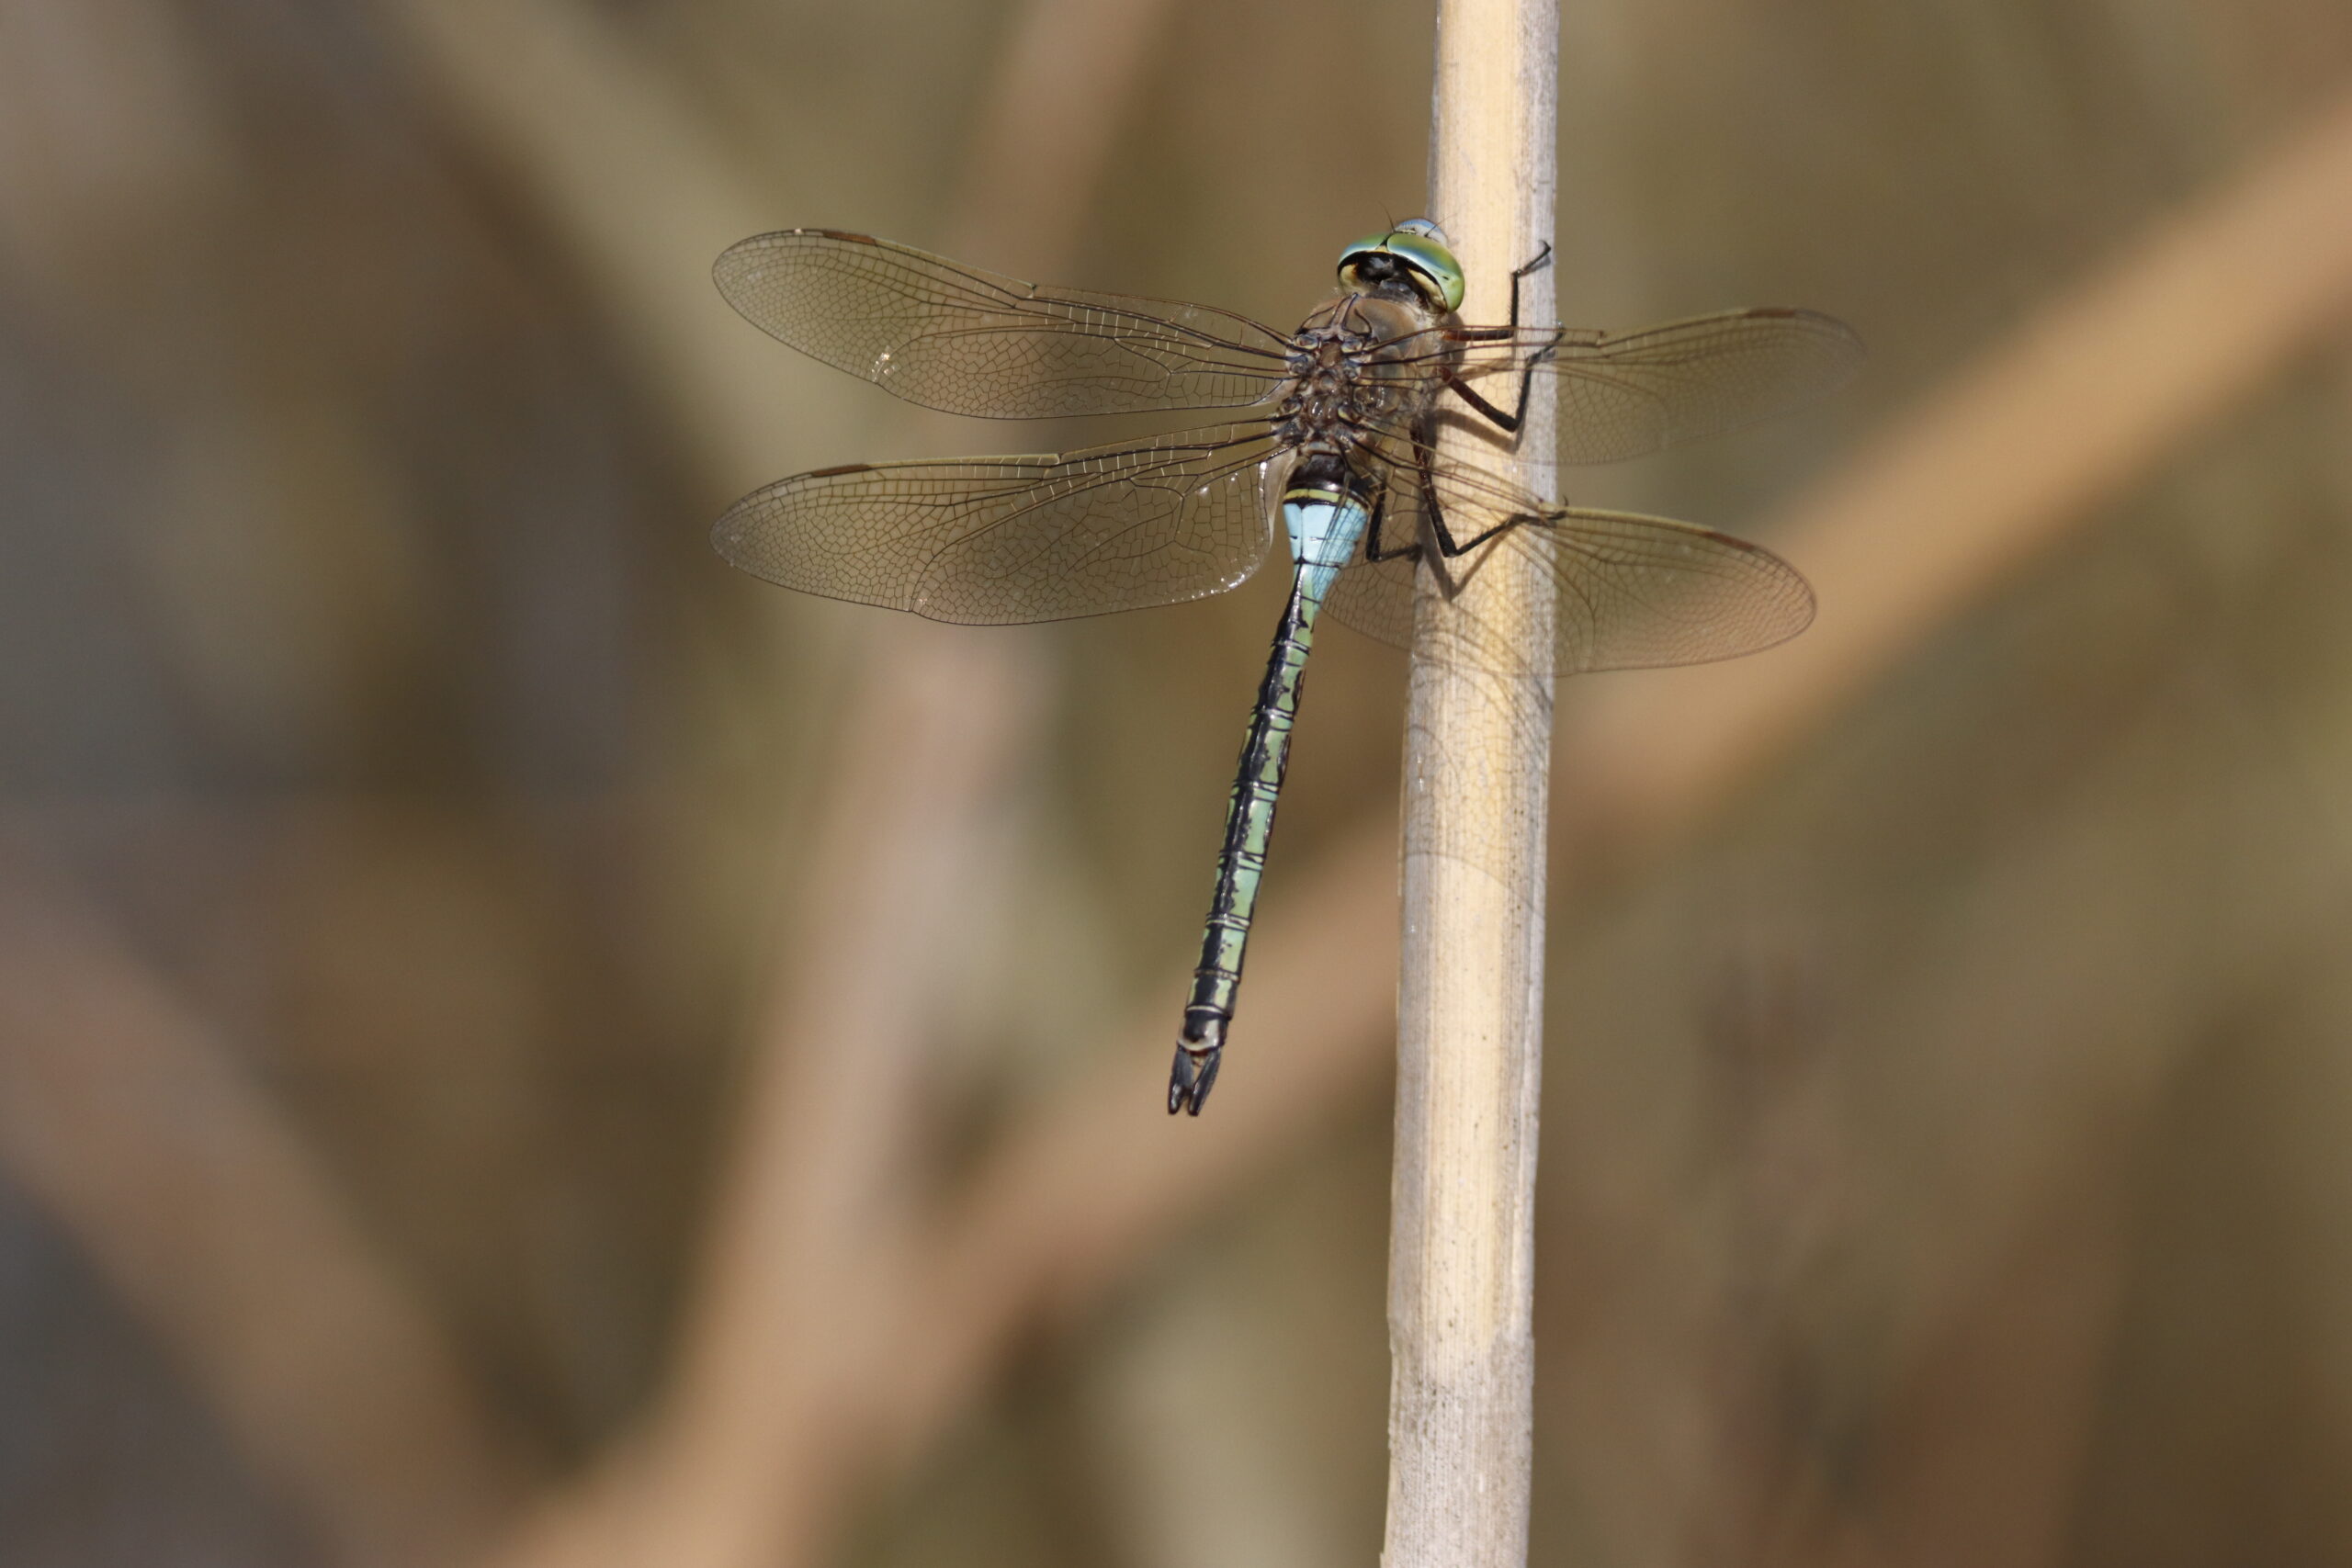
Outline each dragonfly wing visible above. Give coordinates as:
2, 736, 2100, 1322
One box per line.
715, 424, 1282, 624
1532, 505, 1816, 671
1323, 454, 1814, 672
1316, 440, 1429, 652
1319, 550, 1419, 651
1448, 308, 1863, 465
716, 230, 1295, 419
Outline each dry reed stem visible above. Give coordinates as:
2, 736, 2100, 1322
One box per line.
0, 836, 537, 1568
858, 69, 2352, 1486
1385, 2, 1558, 1563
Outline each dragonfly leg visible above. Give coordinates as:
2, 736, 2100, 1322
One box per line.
1389, 409, 1547, 560
1443, 248, 1557, 339
1443, 330, 1564, 436
1442, 244, 1565, 434
1443, 371, 1525, 433
1362, 424, 1435, 563
1442, 249, 1549, 345
1420, 441, 1535, 558
1431, 506, 1531, 558
1361, 478, 1420, 563
1505, 242, 1554, 331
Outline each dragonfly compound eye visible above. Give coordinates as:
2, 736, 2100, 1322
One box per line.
1335, 225, 1466, 313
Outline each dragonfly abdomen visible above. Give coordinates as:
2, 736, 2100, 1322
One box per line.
1170, 485, 1368, 1115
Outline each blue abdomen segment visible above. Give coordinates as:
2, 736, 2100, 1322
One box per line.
1170, 492, 1370, 1114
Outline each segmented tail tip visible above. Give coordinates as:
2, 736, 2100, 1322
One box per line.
1167, 1046, 1221, 1117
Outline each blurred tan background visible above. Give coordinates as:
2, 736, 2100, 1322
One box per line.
6, 0, 2352, 1565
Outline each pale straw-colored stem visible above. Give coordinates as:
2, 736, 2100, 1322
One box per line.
1385, 3, 1557, 1564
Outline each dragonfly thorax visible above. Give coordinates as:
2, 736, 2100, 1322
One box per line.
1272, 296, 1446, 457
1275, 335, 1369, 423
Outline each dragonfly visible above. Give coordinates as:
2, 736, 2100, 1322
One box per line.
711, 220, 1860, 1116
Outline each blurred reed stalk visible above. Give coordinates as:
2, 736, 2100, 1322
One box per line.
0, 837, 538, 1568
503, 632, 1033, 1568
1384, 2, 1557, 1563
378, 4, 1176, 1568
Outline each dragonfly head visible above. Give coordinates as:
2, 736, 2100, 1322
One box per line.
1337, 219, 1465, 313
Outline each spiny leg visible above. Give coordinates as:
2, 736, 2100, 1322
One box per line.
1443, 371, 1525, 433
1361, 425, 1440, 568
1505, 241, 1553, 331
1358, 479, 1390, 558
1443, 243, 1563, 434
1414, 433, 1537, 558
1444, 243, 1555, 339
1362, 475, 1419, 564
1430, 502, 1540, 558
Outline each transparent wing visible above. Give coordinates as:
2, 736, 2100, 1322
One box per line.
1390, 307, 1861, 465
1319, 549, 1420, 651
715, 230, 1295, 419
714, 424, 1282, 624
1320, 451, 1815, 673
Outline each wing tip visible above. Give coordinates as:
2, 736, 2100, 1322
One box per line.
712, 227, 884, 285
1764, 305, 1868, 366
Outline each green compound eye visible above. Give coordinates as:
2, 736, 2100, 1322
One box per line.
1336, 219, 1465, 312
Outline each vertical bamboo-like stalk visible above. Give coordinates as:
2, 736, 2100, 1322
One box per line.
1385, 1, 1557, 1565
